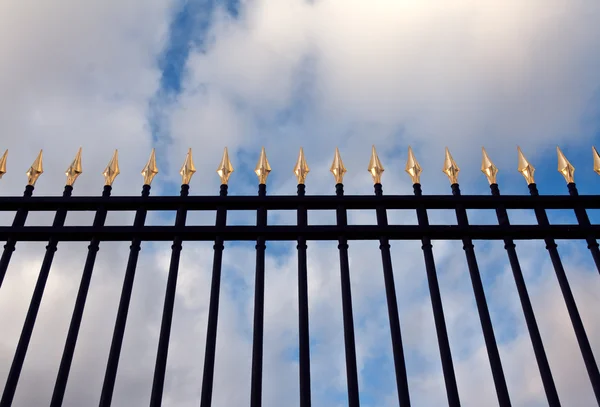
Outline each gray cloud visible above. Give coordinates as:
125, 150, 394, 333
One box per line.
1, 0, 600, 406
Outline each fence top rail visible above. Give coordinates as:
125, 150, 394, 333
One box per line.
0, 194, 599, 211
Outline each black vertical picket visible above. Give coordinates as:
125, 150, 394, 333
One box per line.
490, 183, 560, 406
567, 183, 600, 274
0, 184, 34, 288
250, 183, 267, 407
296, 183, 311, 407
412, 183, 461, 407
99, 184, 151, 407
529, 183, 600, 404
374, 183, 410, 406
335, 183, 360, 407
51, 185, 112, 407
451, 183, 511, 407
200, 184, 228, 407
150, 184, 190, 406
1, 185, 73, 407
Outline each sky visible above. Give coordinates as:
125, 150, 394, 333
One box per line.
0, 0, 600, 406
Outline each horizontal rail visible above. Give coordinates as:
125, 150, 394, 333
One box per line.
0, 194, 599, 212
0, 224, 597, 241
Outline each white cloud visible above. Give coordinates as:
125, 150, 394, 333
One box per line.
1, 0, 600, 406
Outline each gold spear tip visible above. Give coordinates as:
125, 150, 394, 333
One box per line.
255, 146, 271, 185
330, 147, 347, 184
141, 148, 159, 185
294, 147, 310, 184
405, 145, 422, 184
103, 150, 120, 186
180, 148, 196, 185
556, 146, 575, 184
0, 149, 7, 179
517, 146, 535, 185
216, 147, 234, 185
442, 147, 460, 185
368, 145, 384, 184
65, 147, 83, 186
593, 146, 600, 176
26, 149, 44, 186
481, 147, 498, 185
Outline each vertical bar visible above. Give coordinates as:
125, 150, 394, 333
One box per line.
296, 184, 311, 407
51, 185, 112, 407
490, 183, 560, 406
567, 183, 600, 274
199, 184, 228, 407
99, 184, 151, 407
0, 184, 34, 288
150, 184, 190, 406
451, 183, 511, 407
250, 183, 267, 407
373, 183, 410, 406
412, 184, 460, 407
529, 183, 600, 403
1, 185, 73, 407
335, 183, 360, 407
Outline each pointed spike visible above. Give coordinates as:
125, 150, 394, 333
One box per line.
481, 147, 498, 185
141, 148, 159, 185
26, 149, 44, 186
330, 147, 347, 184
254, 146, 271, 185
442, 147, 460, 185
180, 148, 197, 185
65, 147, 83, 186
556, 146, 575, 184
368, 145, 385, 184
216, 147, 234, 185
294, 147, 310, 184
0, 149, 7, 179
405, 146, 422, 184
103, 150, 120, 186
593, 146, 600, 176
517, 146, 535, 185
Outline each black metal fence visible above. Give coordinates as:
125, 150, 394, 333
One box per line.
0, 145, 599, 407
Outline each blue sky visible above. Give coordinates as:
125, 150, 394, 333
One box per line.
0, 0, 599, 406
143, 1, 600, 406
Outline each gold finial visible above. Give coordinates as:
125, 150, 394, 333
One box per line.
330, 147, 347, 184
141, 148, 159, 185
405, 146, 422, 184
65, 147, 83, 186
217, 147, 234, 185
593, 146, 600, 175
517, 146, 535, 185
481, 147, 498, 184
180, 148, 196, 185
442, 147, 460, 184
103, 150, 120, 186
255, 146, 271, 185
294, 147, 310, 184
26, 150, 44, 186
0, 149, 7, 179
556, 146, 575, 184
368, 145, 384, 184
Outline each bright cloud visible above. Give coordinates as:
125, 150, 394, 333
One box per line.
0, 0, 599, 406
